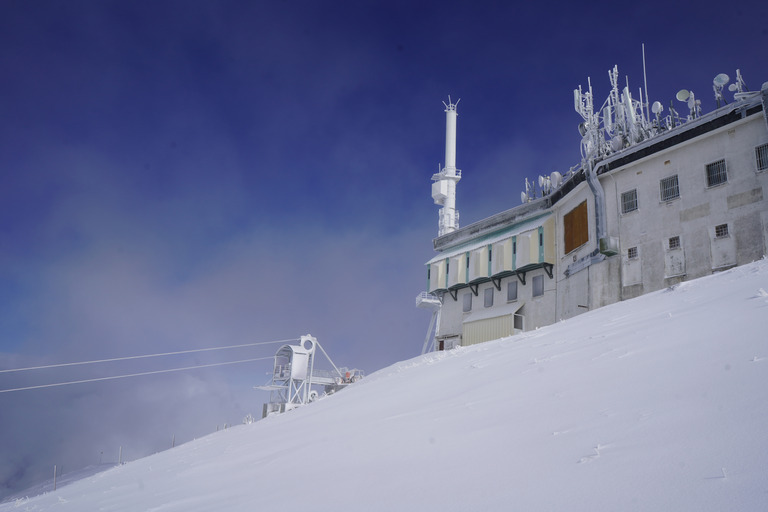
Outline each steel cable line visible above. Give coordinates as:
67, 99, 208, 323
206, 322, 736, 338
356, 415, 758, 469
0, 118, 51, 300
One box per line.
0, 338, 296, 374
0, 356, 275, 393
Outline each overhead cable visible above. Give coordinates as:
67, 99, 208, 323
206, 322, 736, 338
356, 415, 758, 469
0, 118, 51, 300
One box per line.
0, 338, 296, 374
0, 356, 274, 393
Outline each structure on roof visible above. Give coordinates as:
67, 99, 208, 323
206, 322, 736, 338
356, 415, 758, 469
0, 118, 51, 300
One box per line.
257, 335, 363, 417
420, 64, 768, 351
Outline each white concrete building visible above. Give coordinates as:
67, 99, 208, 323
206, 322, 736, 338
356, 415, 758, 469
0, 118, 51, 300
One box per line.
421, 69, 768, 351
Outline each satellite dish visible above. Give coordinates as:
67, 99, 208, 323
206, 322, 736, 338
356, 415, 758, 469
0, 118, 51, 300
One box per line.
611, 136, 623, 152
676, 89, 690, 102
538, 175, 545, 188
520, 191, 528, 204
687, 98, 695, 109
713, 73, 730, 87
651, 101, 663, 114
578, 122, 587, 136
550, 171, 563, 188
728, 83, 738, 92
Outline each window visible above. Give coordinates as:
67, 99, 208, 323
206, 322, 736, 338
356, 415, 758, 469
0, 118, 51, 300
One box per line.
507, 281, 518, 302
715, 224, 729, 238
563, 200, 589, 254
483, 288, 494, 308
668, 236, 681, 250
532, 275, 544, 297
462, 292, 472, 312
706, 159, 727, 187
756, 143, 768, 171
627, 246, 638, 259
660, 175, 680, 201
621, 189, 638, 214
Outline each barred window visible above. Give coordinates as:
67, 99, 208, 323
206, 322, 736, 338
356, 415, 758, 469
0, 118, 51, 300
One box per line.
660, 175, 680, 201
706, 159, 727, 187
627, 246, 638, 259
756, 143, 768, 171
507, 281, 518, 302
483, 287, 494, 308
715, 224, 729, 238
532, 275, 544, 297
668, 236, 681, 250
621, 189, 638, 214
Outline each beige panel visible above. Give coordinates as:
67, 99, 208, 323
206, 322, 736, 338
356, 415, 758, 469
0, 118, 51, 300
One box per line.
447, 253, 468, 288
462, 314, 513, 346
469, 246, 489, 281
517, 233, 531, 267
428, 260, 447, 292
492, 239, 513, 274
543, 216, 556, 262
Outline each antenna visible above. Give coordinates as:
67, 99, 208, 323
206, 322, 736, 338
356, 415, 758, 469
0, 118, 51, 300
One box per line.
642, 44, 650, 124
713, 73, 729, 108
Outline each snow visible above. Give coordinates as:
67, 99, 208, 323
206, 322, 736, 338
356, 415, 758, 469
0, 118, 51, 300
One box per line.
4, 260, 768, 511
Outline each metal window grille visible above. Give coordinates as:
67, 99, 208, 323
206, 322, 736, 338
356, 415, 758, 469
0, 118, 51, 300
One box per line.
507, 281, 517, 301
715, 224, 729, 238
532, 275, 544, 297
621, 189, 638, 214
484, 287, 494, 308
668, 236, 681, 250
660, 175, 680, 201
706, 159, 727, 187
627, 246, 638, 259
756, 143, 768, 171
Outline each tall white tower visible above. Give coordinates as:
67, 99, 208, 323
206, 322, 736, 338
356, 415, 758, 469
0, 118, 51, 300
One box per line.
431, 98, 462, 236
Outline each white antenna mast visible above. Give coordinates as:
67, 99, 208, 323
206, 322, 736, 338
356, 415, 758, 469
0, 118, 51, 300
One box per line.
642, 43, 650, 124
431, 97, 462, 236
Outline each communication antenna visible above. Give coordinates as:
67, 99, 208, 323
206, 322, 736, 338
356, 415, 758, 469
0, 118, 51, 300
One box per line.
713, 73, 729, 108
651, 100, 663, 128
550, 171, 563, 189
642, 44, 651, 124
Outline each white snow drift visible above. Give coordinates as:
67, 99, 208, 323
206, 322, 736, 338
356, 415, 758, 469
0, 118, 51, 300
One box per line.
4, 260, 768, 511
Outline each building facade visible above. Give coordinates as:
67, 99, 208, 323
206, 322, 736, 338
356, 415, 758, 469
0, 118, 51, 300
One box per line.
422, 69, 768, 350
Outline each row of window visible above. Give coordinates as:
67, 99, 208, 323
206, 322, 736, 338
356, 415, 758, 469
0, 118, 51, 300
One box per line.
620, 143, 768, 214
626, 224, 729, 259
462, 276, 544, 312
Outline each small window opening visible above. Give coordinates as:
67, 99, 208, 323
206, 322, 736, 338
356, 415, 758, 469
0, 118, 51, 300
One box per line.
668, 236, 681, 250
715, 224, 729, 238
483, 288, 493, 308
462, 292, 472, 312
507, 281, 518, 302
627, 246, 638, 259
706, 159, 727, 187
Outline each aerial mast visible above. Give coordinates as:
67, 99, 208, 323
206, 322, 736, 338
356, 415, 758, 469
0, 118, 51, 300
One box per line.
431, 98, 462, 236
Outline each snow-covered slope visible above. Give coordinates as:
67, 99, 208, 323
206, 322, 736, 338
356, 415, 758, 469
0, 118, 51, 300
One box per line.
4, 261, 768, 511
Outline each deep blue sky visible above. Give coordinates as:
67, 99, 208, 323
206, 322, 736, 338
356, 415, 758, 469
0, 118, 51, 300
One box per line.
1, 0, 765, 498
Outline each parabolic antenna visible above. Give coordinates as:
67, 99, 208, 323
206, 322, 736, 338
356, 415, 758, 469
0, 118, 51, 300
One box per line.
728, 83, 738, 92
651, 101, 663, 114
713, 73, 730, 87
520, 191, 528, 204
538, 175, 545, 188
550, 171, 563, 188
676, 89, 690, 102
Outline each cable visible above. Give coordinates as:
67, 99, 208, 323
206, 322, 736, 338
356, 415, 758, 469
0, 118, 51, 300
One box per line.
0, 356, 275, 393
0, 338, 296, 374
